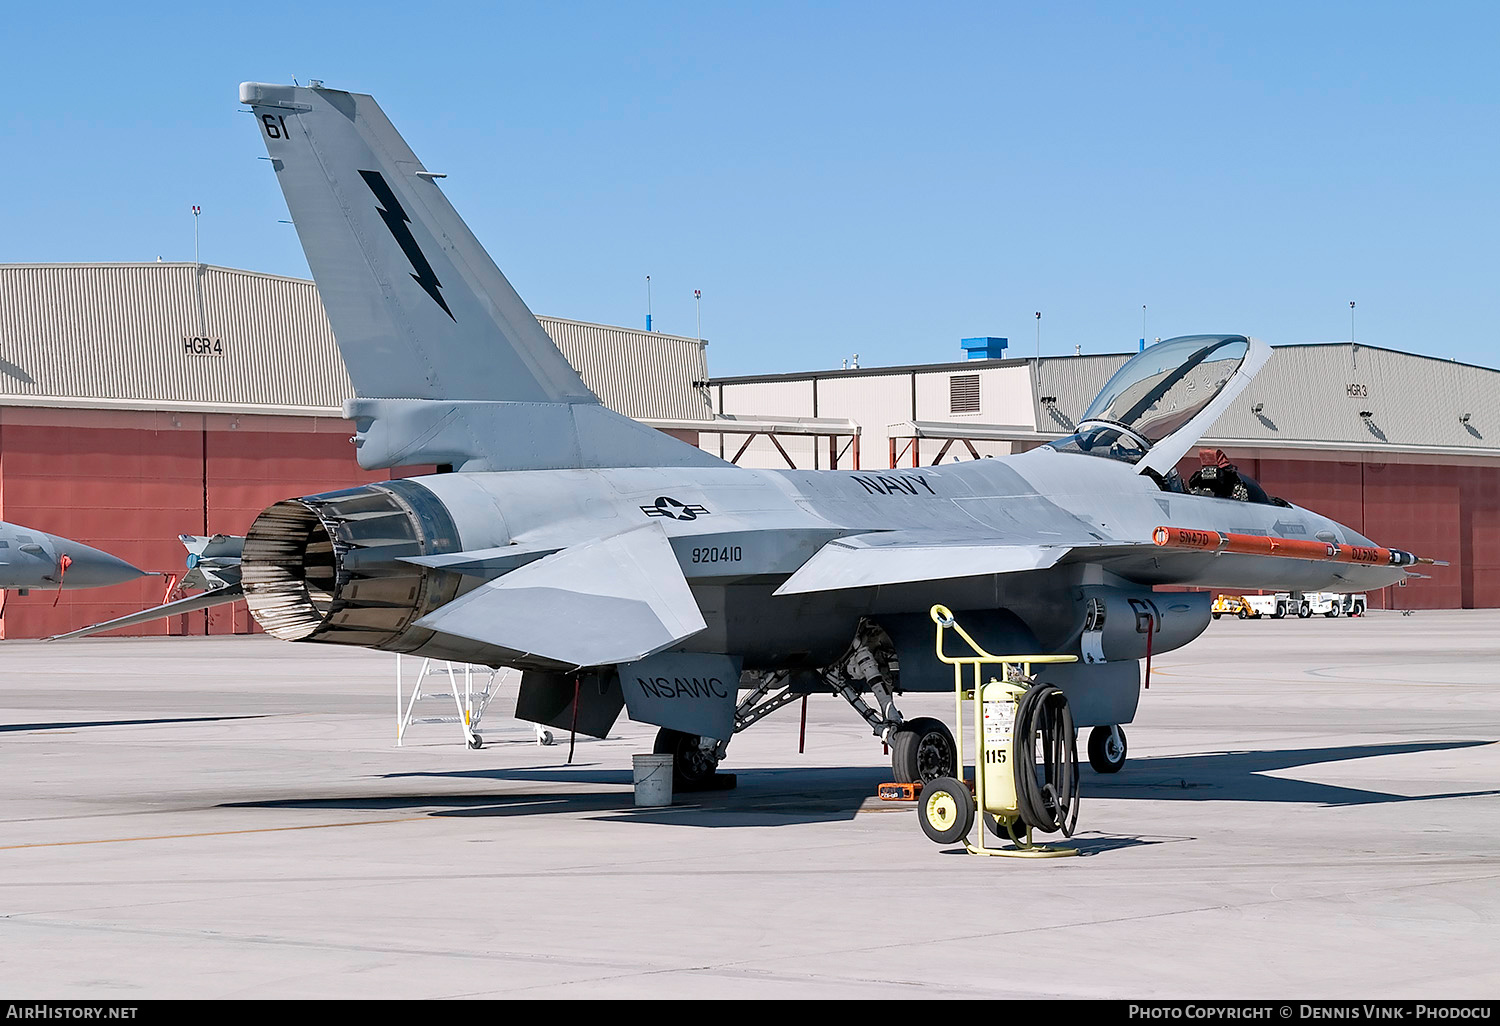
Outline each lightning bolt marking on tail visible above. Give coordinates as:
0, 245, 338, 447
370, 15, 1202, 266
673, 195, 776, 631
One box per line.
358, 169, 455, 320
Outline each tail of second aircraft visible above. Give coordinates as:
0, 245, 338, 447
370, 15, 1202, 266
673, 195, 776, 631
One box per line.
241, 82, 721, 472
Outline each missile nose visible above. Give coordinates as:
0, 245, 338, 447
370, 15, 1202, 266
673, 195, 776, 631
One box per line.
57, 542, 149, 589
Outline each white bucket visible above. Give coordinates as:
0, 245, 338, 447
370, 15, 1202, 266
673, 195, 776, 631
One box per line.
632, 753, 674, 807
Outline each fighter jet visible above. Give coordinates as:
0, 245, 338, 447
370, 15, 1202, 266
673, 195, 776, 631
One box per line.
0, 521, 145, 594
63, 83, 1440, 790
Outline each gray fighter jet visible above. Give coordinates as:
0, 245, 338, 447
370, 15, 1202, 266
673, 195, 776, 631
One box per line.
0, 521, 145, 593
63, 83, 1439, 787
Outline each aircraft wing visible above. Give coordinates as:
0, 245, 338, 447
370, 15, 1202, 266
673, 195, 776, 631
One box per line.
50, 584, 245, 640
773, 532, 1083, 595
413, 525, 706, 667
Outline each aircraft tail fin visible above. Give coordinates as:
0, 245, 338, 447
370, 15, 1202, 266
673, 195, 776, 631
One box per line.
240, 82, 720, 471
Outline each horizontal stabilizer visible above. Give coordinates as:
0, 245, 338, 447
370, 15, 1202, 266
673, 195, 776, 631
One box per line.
50, 584, 245, 641
774, 533, 1071, 595
414, 525, 706, 667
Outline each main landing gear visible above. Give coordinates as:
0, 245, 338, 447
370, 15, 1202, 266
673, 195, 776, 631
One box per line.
824, 620, 959, 783
726, 622, 962, 785
890, 718, 957, 783
652, 727, 727, 791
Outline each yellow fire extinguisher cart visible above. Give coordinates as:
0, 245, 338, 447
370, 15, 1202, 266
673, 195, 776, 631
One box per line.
921, 604, 1081, 858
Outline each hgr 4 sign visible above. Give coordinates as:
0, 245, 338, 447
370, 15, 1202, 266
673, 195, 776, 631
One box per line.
182, 335, 226, 357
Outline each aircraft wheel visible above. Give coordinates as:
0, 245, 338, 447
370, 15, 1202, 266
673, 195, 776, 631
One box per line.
918, 776, 974, 845
467, 734, 484, 750
891, 716, 958, 783
1297, 602, 1311, 618
653, 727, 721, 790
1087, 725, 1127, 774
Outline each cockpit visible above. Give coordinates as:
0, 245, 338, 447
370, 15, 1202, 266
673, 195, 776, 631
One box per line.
1045, 334, 1287, 506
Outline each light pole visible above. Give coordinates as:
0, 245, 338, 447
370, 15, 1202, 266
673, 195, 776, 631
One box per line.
192, 205, 201, 265
694, 289, 702, 341
1035, 311, 1041, 361
1350, 301, 1356, 344
645, 275, 653, 332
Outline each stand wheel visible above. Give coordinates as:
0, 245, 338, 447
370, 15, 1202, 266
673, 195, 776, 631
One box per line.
891, 716, 957, 783
984, 812, 1030, 846
467, 734, 484, 750
1088, 725, 1127, 773
654, 727, 721, 790
918, 776, 974, 845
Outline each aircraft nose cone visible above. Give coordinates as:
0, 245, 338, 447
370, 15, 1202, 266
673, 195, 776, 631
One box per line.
56, 542, 149, 589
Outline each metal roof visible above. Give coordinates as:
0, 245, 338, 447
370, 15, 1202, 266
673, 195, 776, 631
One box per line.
0, 263, 712, 422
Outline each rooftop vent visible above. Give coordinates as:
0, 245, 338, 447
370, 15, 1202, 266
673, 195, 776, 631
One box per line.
960, 337, 1008, 360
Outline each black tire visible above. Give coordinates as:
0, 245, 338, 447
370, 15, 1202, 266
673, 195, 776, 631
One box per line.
1212, 612, 1221, 620
1274, 604, 1286, 619
918, 776, 974, 845
653, 727, 721, 790
1237, 608, 1248, 619
1353, 603, 1365, 617
467, 734, 483, 750
1297, 602, 1311, 618
984, 812, 1029, 845
1087, 725, 1127, 774
1325, 603, 1341, 618
891, 716, 958, 783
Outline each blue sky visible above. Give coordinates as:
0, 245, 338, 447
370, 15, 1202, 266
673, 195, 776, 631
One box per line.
3, 2, 1495, 375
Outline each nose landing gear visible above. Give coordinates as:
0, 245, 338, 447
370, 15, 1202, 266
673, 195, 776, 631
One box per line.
1087, 724, 1127, 773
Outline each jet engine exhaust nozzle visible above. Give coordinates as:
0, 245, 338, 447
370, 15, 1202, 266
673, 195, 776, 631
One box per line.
240, 480, 462, 649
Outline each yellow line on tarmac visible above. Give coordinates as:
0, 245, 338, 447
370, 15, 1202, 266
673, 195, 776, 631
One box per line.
0, 816, 422, 851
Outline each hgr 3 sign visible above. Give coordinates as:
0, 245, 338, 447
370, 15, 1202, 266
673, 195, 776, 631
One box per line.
182, 335, 226, 357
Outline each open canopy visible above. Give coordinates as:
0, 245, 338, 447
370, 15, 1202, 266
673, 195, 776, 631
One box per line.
1048, 334, 1270, 477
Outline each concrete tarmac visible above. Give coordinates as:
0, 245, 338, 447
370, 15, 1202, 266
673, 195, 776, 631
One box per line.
2, 610, 1498, 999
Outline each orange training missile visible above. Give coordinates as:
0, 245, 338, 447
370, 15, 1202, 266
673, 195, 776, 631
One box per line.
1150, 526, 1439, 567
